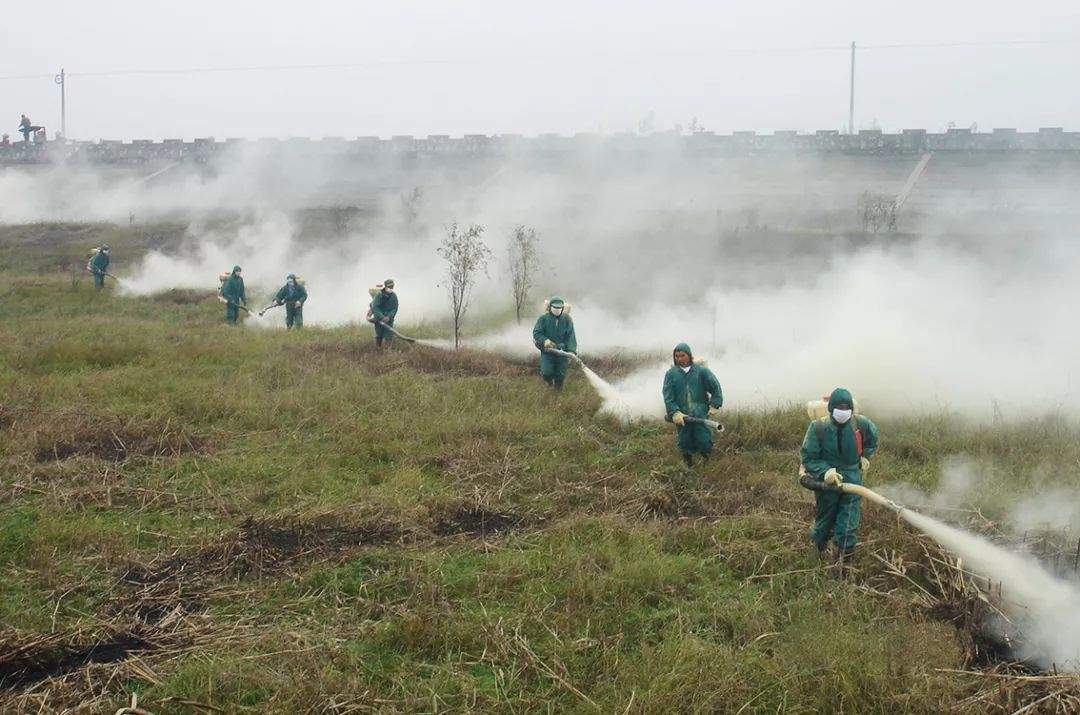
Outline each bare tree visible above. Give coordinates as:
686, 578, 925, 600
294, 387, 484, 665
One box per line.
507, 224, 541, 323
437, 222, 491, 348
401, 187, 423, 235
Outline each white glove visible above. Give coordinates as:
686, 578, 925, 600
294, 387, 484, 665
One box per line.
543, 339, 556, 350
672, 411, 686, 426
860, 457, 870, 473
707, 407, 720, 419
823, 469, 843, 488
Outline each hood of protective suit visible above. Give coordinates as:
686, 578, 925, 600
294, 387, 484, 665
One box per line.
828, 388, 854, 411
672, 342, 693, 365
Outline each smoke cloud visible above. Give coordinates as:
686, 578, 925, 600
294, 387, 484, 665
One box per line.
5, 145, 1080, 420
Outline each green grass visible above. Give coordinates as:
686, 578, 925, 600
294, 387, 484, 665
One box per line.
2, 223, 1078, 712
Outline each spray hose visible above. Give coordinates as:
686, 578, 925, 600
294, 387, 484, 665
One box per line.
839, 483, 907, 514
366, 316, 418, 343
797, 470, 907, 513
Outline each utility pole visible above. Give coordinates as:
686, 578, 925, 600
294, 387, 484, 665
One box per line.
54, 68, 66, 139
848, 42, 856, 135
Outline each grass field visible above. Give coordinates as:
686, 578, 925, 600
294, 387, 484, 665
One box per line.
2, 222, 1079, 713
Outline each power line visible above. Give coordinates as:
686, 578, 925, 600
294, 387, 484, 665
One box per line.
862, 38, 1080, 50
1, 37, 1077, 82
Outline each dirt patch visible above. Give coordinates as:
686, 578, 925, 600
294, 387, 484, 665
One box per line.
0, 630, 151, 691
224, 515, 402, 574
126, 514, 405, 587
434, 506, 527, 537
115, 514, 407, 628
33, 416, 206, 464
151, 288, 216, 305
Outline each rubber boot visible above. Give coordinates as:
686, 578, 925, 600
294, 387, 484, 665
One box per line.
553, 378, 565, 391
682, 453, 694, 469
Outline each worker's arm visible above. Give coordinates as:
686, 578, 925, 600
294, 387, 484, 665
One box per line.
858, 416, 879, 460
384, 293, 398, 320
532, 316, 547, 350
662, 371, 680, 417
562, 319, 577, 353
297, 285, 308, 304
704, 369, 723, 409
800, 423, 830, 478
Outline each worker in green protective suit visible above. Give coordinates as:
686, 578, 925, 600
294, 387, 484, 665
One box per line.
532, 296, 577, 389
370, 279, 398, 348
662, 343, 723, 468
268, 274, 307, 329
219, 265, 246, 325
87, 244, 110, 289
799, 387, 879, 565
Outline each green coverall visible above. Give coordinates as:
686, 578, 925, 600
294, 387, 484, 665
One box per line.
220, 272, 246, 325
274, 281, 308, 329
371, 290, 399, 345
532, 311, 577, 387
799, 387, 880, 551
89, 250, 110, 289
662, 343, 723, 457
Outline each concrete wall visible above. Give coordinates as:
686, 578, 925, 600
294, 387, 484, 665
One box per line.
2, 128, 1077, 166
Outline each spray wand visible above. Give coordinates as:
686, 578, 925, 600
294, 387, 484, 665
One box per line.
681, 415, 726, 433
217, 295, 253, 314
365, 314, 419, 343
797, 467, 905, 513
85, 266, 125, 284
545, 346, 582, 364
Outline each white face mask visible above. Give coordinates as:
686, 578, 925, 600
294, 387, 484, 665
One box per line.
832, 408, 853, 424
551, 307, 563, 316
681, 365, 692, 373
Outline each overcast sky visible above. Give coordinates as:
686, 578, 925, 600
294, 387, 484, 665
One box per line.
2, 0, 1078, 140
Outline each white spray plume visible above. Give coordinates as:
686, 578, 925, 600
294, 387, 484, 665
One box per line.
876, 460, 1080, 671
900, 509, 1080, 671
